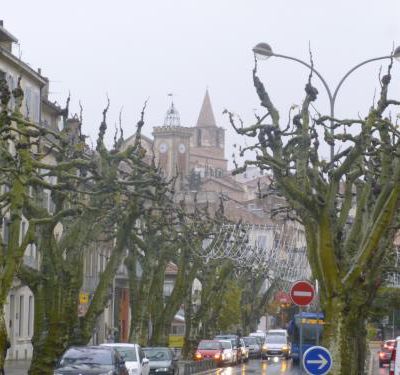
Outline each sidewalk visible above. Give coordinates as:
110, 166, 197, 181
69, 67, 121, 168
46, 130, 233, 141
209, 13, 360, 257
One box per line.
368, 341, 381, 375
4, 360, 30, 375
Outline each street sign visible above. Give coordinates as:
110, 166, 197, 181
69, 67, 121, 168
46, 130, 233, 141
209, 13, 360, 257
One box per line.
303, 346, 332, 375
275, 291, 291, 304
79, 292, 89, 304
290, 280, 315, 306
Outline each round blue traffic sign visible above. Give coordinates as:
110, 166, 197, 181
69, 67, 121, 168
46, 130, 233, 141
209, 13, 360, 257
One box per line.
302, 346, 332, 375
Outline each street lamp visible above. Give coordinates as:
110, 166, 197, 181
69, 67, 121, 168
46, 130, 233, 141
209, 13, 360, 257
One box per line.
252, 42, 400, 161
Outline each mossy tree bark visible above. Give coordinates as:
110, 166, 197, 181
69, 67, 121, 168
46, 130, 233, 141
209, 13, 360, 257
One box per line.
228, 58, 400, 374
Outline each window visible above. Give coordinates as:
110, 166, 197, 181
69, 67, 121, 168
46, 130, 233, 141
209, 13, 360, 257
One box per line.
2, 217, 10, 245
18, 295, 24, 337
171, 325, 184, 335
163, 281, 174, 297
6, 73, 16, 109
28, 296, 33, 336
21, 221, 26, 245
24, 86, 40, 123
197, 128, 202, 146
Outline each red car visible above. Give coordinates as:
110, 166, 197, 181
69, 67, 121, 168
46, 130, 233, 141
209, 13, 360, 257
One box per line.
194, 340, 224, 365
379, 339, 396, 368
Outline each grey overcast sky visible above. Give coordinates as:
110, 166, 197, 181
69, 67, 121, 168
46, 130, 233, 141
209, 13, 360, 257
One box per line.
2, 0, 400, 167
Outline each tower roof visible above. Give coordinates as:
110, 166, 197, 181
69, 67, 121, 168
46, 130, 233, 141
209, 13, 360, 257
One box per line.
196, 89, 217, 127
164, 102, 181, 126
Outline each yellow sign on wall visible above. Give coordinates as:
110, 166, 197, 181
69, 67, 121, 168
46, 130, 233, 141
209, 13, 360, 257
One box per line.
79, 292, 89, 304
169, 336, 184, 348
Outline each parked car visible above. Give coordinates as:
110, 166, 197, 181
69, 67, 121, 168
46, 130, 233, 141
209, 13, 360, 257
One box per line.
379, 339, 396, 368
101, 343, 150, 375
218, 339, 237, 365
143, 347, 179, 375
242, 336, 261, 358
239, 338, 249, 362
249, 332, 267, 359
54, 346, 129, 375
389, 337, 399, 374
194, 340, 224, 365
214, 335, 242, 363
264, 335, 290, 360
249, 331, 267, 342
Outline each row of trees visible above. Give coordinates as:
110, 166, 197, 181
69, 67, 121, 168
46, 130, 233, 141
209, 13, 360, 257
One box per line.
0, 77, 274, 374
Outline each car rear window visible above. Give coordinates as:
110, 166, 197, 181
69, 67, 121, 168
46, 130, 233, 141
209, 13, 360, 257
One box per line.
60, 348, 113, 366
113, 347, 137, 361
198, 341, 221, 350
220, 341, 232, 349
143, 348, 172, 361
243, 337, 257, 345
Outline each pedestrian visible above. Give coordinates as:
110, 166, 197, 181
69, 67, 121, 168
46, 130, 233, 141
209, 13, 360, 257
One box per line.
106, 329, 114, 343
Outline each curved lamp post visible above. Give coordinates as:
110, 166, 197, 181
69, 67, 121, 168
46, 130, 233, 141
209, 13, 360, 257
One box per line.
252, 42, 400, 161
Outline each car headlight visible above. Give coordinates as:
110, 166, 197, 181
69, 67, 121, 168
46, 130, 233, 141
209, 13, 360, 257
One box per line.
282, 345, 289, 351
155, 368, 171, 372
262, 344, 268, 350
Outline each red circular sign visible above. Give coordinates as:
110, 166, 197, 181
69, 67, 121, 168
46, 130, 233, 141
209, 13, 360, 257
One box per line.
290, 280, 315, 306
275, 291, 291, 304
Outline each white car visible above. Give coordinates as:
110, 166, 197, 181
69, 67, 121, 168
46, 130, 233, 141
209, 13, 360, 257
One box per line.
101, 343, 150, 375
390, 336, 400, 375
218, 340, 237, 365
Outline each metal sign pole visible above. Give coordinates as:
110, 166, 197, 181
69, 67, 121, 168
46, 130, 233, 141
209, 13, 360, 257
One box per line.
300, 306, 303, 373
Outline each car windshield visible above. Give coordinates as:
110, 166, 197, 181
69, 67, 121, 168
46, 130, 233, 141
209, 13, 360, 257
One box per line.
220, 341, 232, 349
198, 341, 221, 350
243, 337, 257, 345
266, 336, 286, 344
113, 347, 137, 361
60, 348, 113, 366
143, 348, 171, 361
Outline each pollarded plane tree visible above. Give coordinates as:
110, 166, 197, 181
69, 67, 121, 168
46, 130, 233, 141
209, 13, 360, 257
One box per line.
191, 219, 310, 336
21, 100, 167, 375
0, 78, 98, 373
227, 50, 400, 374
126, 190, 223, 347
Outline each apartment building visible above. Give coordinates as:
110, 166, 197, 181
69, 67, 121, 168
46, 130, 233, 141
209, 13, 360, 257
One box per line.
0, 20, 64, 360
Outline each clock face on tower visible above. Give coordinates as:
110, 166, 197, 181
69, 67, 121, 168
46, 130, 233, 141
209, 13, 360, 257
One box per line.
178, 143, 186, 154
159, 143, 168, 153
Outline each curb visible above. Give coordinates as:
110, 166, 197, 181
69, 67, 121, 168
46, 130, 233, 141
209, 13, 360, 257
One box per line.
368, 355, 374, 375
194, 369, 217, 375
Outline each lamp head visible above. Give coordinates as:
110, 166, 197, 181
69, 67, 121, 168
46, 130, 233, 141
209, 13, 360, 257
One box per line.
394, 46, 400, 62
252, 43, 273, 60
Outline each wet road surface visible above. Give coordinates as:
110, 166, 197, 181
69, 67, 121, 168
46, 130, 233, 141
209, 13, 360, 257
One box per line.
208, 358, 302, 375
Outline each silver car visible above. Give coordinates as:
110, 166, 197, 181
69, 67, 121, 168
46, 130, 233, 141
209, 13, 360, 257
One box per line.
242, 337, 261, 359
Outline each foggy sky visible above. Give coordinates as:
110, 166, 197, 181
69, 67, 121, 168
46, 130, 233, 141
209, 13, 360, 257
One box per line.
2, 0, 400, 167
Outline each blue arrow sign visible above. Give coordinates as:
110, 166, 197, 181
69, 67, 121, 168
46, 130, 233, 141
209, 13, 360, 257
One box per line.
303, 346, 332, 375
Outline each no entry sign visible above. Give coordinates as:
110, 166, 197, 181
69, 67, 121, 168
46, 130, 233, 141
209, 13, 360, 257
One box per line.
290, 280, 315, 306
